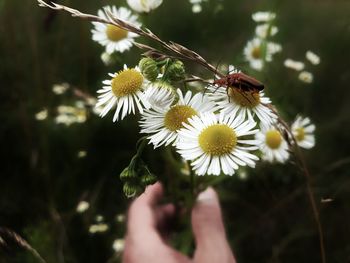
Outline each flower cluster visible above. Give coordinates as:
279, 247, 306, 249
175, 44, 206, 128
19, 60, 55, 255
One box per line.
95, 55, 315, 177
244, 11, 282, 71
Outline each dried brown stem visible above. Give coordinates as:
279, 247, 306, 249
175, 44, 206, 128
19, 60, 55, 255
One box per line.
268, 106, 326, 263
37, 0, 224, 78
0, 227, 47, 263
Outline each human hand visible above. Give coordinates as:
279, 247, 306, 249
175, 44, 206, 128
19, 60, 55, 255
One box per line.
123, 183, 236, 263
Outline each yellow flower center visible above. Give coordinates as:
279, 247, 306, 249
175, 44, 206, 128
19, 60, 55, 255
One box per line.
228, 88, 260, 108
111, 69, 144, 97
106, 25, 128, 42
295, 127, 305, 141
252, 46, 261, 59
265, 130, 282, 149
199, 124, 237, 156
164, 105, 197, 131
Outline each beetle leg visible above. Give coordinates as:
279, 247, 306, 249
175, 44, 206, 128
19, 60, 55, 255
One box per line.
238, 82, 253, 105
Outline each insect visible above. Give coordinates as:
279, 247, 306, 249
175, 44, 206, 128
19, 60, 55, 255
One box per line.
213, 72, 264, 93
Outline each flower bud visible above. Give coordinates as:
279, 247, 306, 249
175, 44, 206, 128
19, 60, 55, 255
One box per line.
139, 57, 159, 82
120, 167, 130, 182
167, 60, 185, 81
123, 182, 142, 198
141, 174, 157, 186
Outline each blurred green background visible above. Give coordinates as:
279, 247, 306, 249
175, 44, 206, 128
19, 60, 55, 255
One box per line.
1, 0, 350, 262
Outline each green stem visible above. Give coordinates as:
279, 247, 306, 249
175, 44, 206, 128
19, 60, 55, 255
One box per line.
135, 136, 148, 156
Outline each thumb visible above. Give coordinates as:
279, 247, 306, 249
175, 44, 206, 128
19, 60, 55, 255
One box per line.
191, 187, 235, 263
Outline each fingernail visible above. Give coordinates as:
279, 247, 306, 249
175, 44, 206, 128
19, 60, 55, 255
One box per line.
197, 187, 216, 203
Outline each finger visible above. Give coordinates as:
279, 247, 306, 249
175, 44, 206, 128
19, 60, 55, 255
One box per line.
127, 183, 164, 238
155, 203, 176, 239
137, 182, 164, 206
192, 187, 236, 263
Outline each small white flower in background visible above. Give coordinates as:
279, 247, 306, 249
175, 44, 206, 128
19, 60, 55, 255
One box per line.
100, 52, 113, 65
237, 169, 248, 180
267, 42, 282, 54
252, 11, 276, 23
291, 116, 316, 149
112, 239, 125, 253
255, 24, 278, 39
77, 150, 87, 158
89, 223, 109, 234
127, 0, 163, 13
140, 89, 216, 148
243, 38, 281, 71
143, 80, 177, 109
176, 112, 259, 176
95, 215, 104, 222
96, 65, 150, 122
91, 6, 140, 54
244, 38, 264, 71
189, 0, 206, 13
298, 71, 313, 83
192, 4, 202, 13
55, 105, 87, 126
306, 50, 320, 65
35, 109, 48, 121
255, 125, 290, 163
75, 100, 85, 109
115, 214, 125, 223
52, 83, 69, 95
284, 59, 305, 71
208, 82, 277, 126
180, 159, 191, 175
76, 200, 90, 213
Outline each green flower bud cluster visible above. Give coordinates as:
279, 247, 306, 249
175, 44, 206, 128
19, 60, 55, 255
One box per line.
120, 157, 157, 198
138, 57, 186, 83
139, 57, 159, 82
166, 60, 186, 82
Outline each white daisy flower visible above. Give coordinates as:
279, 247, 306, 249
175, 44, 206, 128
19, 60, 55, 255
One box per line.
252, 11, 276, 23
91, 6, 140, 54
140, 89, 216, 148
306, 50, 320, 65
284, 59, 305, 71
298, 71, 313, 83
244, 38, 264, 71
243, 38, 281, 71
255, 125, 290, 163
208, 83, 277, 126
176, 112, 259, 176
291, 116, 316, 149
96, 65, 150, 122
127, 0, 163, 13
255, 24, 278, 39
143, 80, 177, 109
